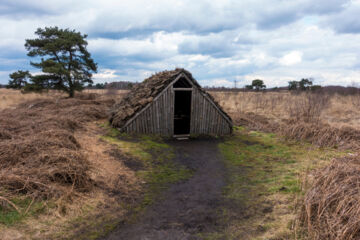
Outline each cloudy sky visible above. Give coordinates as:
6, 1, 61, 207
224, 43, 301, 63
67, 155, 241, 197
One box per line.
0, 0, 360, 87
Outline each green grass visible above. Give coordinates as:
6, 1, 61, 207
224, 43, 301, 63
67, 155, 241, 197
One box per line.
0, 197, 46, 226
209, 127, 349, 239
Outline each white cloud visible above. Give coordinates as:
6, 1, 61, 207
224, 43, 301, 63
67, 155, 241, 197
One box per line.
279, 51, 303, 66
0, 0, 359, 88
93, 69, 118, 83
207, 78, 234, 87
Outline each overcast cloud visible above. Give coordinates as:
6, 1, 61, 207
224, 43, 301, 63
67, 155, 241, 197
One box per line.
0, 0, 359, 87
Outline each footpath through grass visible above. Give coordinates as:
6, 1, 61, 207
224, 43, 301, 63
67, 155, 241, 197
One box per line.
205, 127, 349, 240
100, 124, 193, 221
54, 124, 192, 240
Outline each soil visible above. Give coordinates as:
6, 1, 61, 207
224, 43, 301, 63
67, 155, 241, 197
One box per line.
101, 138, 226, 240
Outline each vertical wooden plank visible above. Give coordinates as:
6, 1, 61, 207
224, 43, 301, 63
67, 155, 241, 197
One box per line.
169, 88, 173, 135
167, 88, 170, 136
160, 94, 164, 135
193, 89, 197, 134
147, 108, 151, 134
164, 89, 167, 136
190, 90, 193, 134
214, 107, 219, 135
164, 91, 168, 135
220, 118, 224, 135
133, 118, 137, 133
216, 113, 221, 135
131, 119, 134, 133
201, 93, 206, 134
156, 99, 160, 133
168, 88, 172, 136
149, 105, 153, 134
139, 112, 144, 134
136, 118, 140, 134
144, 109, 148, 134
208, 104, 212, 134
171, 87, 175, 135
198, 90, 201, 134
149, 104, 154, 134
197, 92, 201, 134
141, 112, 146, 134
154, 99, 158, 133
196, 89, 200, 134
204, 100, 208, 134
208, 101, 213, 134
205, 99, 210, 134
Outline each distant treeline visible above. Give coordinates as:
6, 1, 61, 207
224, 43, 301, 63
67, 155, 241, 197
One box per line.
205, 85, 360, 95
87, 81, 138, 90
4, 78, 359, 95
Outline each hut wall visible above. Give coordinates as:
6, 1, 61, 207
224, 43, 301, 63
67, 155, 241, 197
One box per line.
122, 86, 232, 136
190, 88, 232, 135
122, 87, 174, 136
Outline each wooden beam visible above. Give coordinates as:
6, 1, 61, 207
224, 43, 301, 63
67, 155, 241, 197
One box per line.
173, 88, 193, 91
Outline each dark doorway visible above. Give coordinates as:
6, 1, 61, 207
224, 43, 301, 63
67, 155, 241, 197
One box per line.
174, 91, 192, 135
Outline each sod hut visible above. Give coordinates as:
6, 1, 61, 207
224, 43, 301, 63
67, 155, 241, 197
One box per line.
110, 68, 232, 137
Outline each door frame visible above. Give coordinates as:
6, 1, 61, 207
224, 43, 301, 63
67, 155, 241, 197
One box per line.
173, 88, 193, 137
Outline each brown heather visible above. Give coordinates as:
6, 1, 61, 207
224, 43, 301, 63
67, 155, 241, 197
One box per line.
0, 93, 114, 199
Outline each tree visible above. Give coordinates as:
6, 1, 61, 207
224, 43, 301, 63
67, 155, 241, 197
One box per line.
288, 81, 298, 90
7, 70, 32, 89
245, 84, 253, 90
288, 78, 314, 91
299, 78, 313, 90
24, 27, 97, 97
251, 79, 266, 91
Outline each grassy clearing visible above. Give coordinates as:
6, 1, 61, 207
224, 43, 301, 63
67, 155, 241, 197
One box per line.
206, 127, 349, 240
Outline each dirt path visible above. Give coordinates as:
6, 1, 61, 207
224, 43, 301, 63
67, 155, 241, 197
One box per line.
102, 139, 226, 240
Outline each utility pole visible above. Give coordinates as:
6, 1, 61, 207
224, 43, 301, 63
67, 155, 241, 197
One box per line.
234, 80, 238, 89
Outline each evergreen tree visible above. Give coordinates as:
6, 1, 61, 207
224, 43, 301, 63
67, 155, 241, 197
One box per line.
7, 70, 31, 89
24, 27, 97, 97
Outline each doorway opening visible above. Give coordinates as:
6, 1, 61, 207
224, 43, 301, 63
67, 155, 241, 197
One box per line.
174, 90, 192, 135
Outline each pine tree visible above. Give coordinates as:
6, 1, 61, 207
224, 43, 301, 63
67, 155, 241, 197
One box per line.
7, 70, 31, 89
24, 27, 97, 97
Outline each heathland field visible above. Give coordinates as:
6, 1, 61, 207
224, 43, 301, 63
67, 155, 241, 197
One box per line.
0, 89, 359, 240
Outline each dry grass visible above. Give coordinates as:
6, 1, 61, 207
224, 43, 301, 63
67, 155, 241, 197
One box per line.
302, 154, 360, 240
0, 90, 142, 239
211, 91, 360, 148
0, 97, 113, 199
0, 89, 65, 110
211, 90, 360, 239
211, 91, 360, 130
